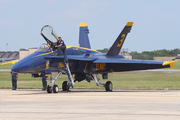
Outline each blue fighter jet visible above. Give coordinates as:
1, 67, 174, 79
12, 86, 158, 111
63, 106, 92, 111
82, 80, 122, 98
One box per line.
11, 22, 176, 93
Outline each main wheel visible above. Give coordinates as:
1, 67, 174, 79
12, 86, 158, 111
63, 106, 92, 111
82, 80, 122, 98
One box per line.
105, 81, 113, 92
62, 81, 69, 91
53, 85, 59, 93
47, 85, 52, 93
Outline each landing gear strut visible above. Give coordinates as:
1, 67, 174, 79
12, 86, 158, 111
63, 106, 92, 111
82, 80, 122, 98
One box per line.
92, 74, 113, 92
46, 60, 74, 93
47, 72, 61, 93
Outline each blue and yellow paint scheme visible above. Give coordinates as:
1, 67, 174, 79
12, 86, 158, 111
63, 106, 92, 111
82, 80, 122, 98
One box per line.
11, 43, 176, 74
10, 22, 176, 90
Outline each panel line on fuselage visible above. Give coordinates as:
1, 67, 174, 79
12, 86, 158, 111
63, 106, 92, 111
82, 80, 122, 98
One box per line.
33, 52, 53, 58
32, 46, 101, 58
76, 46, 101, 53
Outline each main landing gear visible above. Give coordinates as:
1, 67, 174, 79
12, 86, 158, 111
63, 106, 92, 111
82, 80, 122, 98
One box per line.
46, 60, 74, 93
92, 74, 113, 92
46, 73, 113, 93
105, 81, 113, 91
62, 81, 70, 91
47, 78, 71, 93
47, 72, 61, 93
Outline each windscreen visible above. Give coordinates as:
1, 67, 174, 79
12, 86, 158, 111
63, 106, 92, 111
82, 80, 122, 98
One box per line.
36, 43, 51, 52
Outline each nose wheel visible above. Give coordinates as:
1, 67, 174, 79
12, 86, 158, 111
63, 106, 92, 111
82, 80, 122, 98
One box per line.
47, 85, 59, 93
53, 85, 59, 93
47, 85, 52, 93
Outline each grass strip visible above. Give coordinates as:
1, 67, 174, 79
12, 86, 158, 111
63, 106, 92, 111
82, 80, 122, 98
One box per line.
0, 71, 180, 90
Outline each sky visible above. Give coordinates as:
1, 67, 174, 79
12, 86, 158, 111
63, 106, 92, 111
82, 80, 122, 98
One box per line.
0, 0, 180, 53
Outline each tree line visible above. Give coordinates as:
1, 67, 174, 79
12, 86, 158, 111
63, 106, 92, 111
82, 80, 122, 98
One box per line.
97, 48, 180, 60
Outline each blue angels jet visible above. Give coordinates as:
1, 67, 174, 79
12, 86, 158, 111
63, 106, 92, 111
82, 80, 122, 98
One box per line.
10, 22, 176, 93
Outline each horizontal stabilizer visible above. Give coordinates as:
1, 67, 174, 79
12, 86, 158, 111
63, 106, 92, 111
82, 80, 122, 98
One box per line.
106, 22, 133, 56
163, 60, 177, 68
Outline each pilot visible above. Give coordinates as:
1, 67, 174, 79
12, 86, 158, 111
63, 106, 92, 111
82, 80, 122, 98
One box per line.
11, 71, 18, 90
55, 37, 68, 62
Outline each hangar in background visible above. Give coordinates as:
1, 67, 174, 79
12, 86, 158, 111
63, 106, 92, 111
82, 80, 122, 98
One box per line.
0, 51, 19, 59
0, 48, 37, 62
0, 51, 19, 62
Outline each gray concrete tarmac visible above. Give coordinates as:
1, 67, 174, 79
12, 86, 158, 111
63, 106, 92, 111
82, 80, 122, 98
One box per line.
0, 89, 180, 120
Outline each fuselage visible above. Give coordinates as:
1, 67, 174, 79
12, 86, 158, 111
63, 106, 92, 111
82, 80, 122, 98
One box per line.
11, 44, 125, 74
11, 43, 170, 75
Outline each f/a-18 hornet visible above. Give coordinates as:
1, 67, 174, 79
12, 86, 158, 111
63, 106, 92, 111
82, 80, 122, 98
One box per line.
11, 22, 176, 93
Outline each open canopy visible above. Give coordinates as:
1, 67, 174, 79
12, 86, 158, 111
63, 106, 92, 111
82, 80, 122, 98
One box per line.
41, 25, 59, 42
40, 25, 60, 51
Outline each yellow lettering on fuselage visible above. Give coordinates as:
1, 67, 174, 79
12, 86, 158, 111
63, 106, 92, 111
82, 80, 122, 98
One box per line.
117, 34, 126, 47
73, 48, 79, 50
58, 62, 65, 68
46, 60, 49, 69
96, 63, 106, 71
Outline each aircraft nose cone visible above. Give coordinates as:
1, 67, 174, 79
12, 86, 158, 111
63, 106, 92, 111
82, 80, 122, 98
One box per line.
11, 60, 32, 73
11, 62, 24, 72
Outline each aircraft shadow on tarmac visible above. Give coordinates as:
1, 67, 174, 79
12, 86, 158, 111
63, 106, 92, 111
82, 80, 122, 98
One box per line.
14, 89, 176, 95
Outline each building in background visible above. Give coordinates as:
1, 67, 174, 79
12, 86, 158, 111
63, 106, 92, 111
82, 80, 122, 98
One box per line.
19, 48, 37, 60
154, 57, 175, 61
119, 52, 132, 59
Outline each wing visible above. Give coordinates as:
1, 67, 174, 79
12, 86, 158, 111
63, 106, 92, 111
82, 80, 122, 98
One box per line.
93, 58, 177, 72
1, 60, 19, 65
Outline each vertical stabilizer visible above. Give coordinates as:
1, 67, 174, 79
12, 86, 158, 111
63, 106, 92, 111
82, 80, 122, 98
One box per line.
106, 22, 133, 56
79, 23, 91, 49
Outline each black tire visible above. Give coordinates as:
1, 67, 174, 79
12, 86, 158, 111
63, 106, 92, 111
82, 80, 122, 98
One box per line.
105, 81, 113, 92
62, 81, 69, 91
47, 85, 52, 93
53, 85, 59, 93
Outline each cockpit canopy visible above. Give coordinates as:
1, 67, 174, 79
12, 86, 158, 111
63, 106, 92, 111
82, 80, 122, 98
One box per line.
41, 25, 59, 43
36, 43, 51, 52
41, 25, 60, 51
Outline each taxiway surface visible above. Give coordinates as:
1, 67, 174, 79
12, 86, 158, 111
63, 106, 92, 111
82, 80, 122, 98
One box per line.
0, 89, 180, 120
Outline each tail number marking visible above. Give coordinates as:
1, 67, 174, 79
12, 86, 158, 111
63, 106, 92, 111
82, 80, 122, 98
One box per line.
96, 63, 106, 71
117, 34, 126, 47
